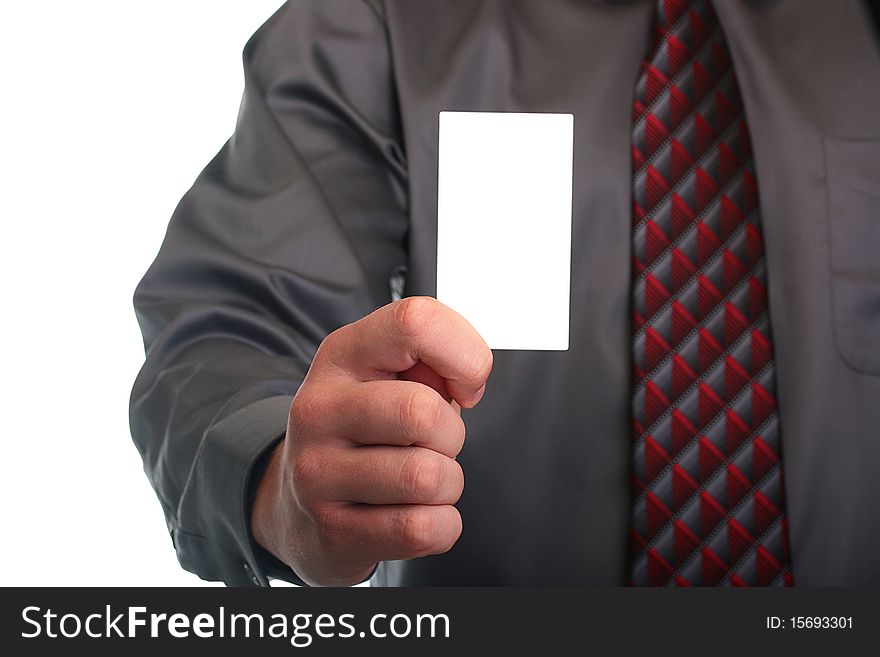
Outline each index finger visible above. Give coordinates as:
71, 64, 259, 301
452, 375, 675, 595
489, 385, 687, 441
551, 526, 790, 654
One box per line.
327, 297, 492, 408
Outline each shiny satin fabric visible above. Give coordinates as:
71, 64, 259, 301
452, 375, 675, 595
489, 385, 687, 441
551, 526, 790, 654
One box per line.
131, 0, 880, 586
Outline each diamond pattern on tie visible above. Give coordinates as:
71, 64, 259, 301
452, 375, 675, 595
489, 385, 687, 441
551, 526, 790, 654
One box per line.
628, 0, 793, 587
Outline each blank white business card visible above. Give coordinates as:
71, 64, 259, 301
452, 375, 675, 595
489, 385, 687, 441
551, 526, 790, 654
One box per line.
437, 111, 573, 350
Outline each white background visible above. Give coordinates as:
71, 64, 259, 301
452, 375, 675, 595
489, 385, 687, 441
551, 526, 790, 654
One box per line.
0, 1, 287, 586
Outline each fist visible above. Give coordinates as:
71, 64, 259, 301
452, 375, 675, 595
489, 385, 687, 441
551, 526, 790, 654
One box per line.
251, 297, 492, 586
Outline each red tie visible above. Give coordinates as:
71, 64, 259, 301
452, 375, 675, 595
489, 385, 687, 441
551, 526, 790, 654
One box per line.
628, 0, 793, 586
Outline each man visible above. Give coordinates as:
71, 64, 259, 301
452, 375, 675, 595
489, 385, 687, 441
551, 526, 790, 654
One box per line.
131, 0, 880, 586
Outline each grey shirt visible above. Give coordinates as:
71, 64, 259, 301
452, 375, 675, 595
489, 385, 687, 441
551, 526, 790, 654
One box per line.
131, 0, 880, 586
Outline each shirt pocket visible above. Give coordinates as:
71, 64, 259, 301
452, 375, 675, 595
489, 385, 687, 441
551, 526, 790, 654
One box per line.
823, 136, 880, 374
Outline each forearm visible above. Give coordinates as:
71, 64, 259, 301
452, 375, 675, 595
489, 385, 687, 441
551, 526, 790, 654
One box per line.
130, 0, 407, 585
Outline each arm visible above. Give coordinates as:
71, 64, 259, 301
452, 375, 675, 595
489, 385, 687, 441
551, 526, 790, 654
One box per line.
130, 0, 408, 586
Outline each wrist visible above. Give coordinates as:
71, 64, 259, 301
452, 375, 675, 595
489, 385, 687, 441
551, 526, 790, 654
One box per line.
250, 439, 286, 558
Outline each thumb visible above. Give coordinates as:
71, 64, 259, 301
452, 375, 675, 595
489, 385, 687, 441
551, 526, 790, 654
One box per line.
398, 360, 453, 402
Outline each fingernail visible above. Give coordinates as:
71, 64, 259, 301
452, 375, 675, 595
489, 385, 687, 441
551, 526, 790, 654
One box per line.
466, 383, 487, 408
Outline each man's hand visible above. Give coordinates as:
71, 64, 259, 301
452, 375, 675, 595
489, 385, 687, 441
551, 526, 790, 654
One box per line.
250, 297, 493, 586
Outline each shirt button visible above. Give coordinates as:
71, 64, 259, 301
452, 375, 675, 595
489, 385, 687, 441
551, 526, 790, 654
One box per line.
243, 563, 260, 585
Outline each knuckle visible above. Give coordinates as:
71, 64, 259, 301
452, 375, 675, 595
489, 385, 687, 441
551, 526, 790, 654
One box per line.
465, 348, 493, 384
290, 448, 322, 495
401, 451, 443, 501
316, 326, 343, 357
436, 509, 463, 553
403, 387, 443, 438
313, 503, 346, 548
288, 388, 324, 429
399, 508, 438, 555
449, 461, 465, 502
313, 327, 349, 373
393, 296, 437, 338
451, 417, 467, 456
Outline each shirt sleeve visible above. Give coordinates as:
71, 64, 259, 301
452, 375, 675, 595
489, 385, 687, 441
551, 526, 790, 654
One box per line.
129, 0, 408, 587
